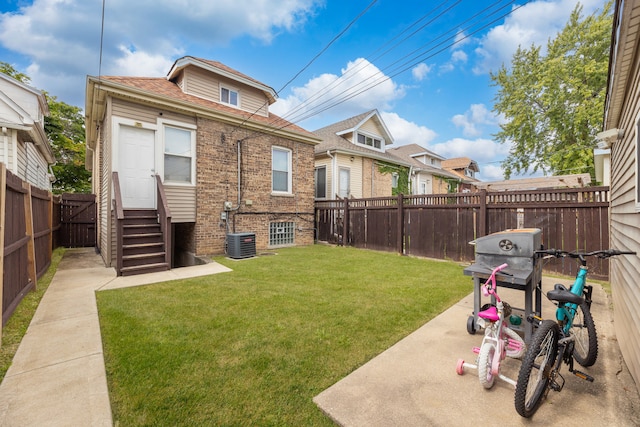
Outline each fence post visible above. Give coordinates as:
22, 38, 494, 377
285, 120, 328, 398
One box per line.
343, 197, 349, 246
0, 163, 6, 347
397, 193, 404, 255
24, 182, 37, 291
478, 189, 487, 237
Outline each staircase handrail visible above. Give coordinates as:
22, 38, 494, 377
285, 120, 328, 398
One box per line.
112, 172, 124, 275
155, 174, 172, 267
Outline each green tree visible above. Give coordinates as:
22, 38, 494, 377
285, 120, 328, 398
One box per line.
0, 61, 30, 84
490, 2, 613, 179
45, 95, 91, 194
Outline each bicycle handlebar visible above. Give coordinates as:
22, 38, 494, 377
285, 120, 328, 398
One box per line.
535, 249, 636, 259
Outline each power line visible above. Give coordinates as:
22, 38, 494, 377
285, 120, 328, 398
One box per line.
230, 0, 379, 140
281, 0, 528, 126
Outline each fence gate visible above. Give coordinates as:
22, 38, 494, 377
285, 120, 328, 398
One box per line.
61, 193, 96, 247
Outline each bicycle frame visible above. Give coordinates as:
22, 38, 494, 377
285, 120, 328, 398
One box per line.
556, 266, 589, 334
457, 263, 524, 388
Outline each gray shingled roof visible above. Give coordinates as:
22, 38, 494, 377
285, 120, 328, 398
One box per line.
388, 144, 462, 180
313, 110, 410, 167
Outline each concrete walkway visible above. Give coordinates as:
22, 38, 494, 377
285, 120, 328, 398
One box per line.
314, 278, 640, 426
0, 248, 231, 427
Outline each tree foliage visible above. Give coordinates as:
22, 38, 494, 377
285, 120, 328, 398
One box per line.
45, 95, 91, 194
490, 2, 613, 179
0, 62, 30, 84
0, 62, 90, 193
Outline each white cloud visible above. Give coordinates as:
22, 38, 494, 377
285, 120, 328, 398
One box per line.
451, 104, 498, 137
477, 163, 506, 181
113, 46, 178, 77
473, 0, 605, 74
381, 112, 437, 146
451, 50, 467, 63
412, 63, 432, 81
271, 58, 405, 126
431, 137, 509, 164
0, 0, 322, 106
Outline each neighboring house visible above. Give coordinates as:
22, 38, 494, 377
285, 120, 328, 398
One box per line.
0, 73, 55, 190
313, 110, 411, 199
388, 143, 463, 194
474, 173, 592, 192
85, 56, 320, 275
599, 0, 640, 388
441, 157, 480, 192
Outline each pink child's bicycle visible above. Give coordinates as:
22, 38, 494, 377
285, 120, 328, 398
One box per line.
456, 263, 526, 389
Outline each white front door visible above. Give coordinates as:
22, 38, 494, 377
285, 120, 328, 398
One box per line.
118, 125, 156, 209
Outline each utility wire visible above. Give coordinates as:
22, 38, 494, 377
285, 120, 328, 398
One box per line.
282, 0, 526, 126
229, 0, 378, 140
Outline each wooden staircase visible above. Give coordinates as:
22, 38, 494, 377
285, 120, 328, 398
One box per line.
112, 172, 172, 277
120, 209, 169, 276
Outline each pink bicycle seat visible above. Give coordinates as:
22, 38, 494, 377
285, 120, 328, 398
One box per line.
478, 305, 499, 322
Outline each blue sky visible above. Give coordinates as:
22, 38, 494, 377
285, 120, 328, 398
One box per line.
0, 0, 605, 180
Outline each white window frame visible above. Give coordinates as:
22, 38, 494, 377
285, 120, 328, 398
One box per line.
220, 85, 240, 107
315, 166, 327, 199
272, 146, 292, 195
159, 119, 196, 186
355, 131, 384, 152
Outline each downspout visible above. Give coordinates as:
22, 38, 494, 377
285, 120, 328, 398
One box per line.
408, 165, 413, 195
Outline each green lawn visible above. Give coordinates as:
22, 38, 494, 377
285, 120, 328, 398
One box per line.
97, 245, 472, 426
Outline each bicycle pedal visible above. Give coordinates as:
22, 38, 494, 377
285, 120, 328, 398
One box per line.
573, 370, 595, 382
550, 373, 565, 392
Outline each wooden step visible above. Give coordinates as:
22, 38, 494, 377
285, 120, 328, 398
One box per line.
120, 262, 170, 276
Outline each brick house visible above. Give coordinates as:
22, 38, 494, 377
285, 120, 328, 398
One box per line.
85, 56, 320, 275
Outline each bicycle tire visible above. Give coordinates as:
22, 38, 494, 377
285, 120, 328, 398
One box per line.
478, 342, 496, 389
514, 320, 559, 418
570, 301, 598, 367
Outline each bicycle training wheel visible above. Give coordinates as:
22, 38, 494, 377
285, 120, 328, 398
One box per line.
514, 320, 559, 418
570, 302, 598, 367
478, 342, 496, 389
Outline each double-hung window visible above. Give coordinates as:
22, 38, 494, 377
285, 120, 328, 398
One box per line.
315, 166, 326, 199
272, 146, 292, 194
164, 125, 195, 184
221, 86, 239, 107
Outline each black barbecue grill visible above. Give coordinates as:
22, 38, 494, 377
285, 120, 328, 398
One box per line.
463, 228, 543, 344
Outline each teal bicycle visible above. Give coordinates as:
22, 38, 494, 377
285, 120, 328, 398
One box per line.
514, 249, 636, 418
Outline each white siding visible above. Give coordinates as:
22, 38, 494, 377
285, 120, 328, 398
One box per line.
360, 118, 385, 137
165, 185, 196, 222
182, 65, 270, 117
608, 3, 640, 387
336, 153, 362, 198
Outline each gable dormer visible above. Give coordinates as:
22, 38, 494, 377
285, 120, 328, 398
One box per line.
166, 56, 277, 117
335, 110, 394, 153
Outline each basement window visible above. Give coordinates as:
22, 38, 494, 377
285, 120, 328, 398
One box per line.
269, 222, 295, 246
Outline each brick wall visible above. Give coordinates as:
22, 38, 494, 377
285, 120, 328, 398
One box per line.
362, 157, 393, 198
194, 117, 316, 255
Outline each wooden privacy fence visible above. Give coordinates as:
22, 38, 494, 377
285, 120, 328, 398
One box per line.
315, 187, 610, 280
0, 164, 96, 338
